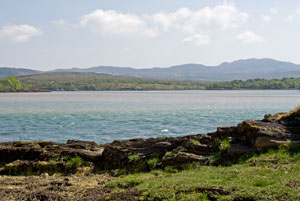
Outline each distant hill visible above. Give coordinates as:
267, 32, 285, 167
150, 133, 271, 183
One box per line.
19, 72, 207, 91
2, 58, 300, 81
53, 58, 300, 81
2, 72, 300, 92
0, 67, 41, 78
19, 72, 122, 82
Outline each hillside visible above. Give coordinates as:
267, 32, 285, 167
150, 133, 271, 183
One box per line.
1, 72, 300, 92
0, 67, 40, 78
2, 58, 300, 81
19, 72, 300, 91
53, 58, 300, 81
19, 72, 207, 91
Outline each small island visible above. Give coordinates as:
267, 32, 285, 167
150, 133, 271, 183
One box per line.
0, 106, 299, 200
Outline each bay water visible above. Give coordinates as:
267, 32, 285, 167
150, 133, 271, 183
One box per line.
0, 90, 299, 144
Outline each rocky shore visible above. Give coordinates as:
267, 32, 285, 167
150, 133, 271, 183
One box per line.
0, 106, 299, 200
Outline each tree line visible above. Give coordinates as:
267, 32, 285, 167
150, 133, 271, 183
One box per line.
206, 78, 300, 90
1, 76, 300, 92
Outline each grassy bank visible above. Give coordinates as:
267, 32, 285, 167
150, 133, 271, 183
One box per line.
1, 146, 299, 200
107, 146, 300, 201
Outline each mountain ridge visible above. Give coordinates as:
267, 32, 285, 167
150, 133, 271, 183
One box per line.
0, 67, 41, 78
2, 58, 300, 81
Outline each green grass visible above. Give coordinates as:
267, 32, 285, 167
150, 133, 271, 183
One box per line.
190, 139, 201, 145
106, 147, 300, 201
128, 154, 141, 163
147, 158, 159, 170
66, 156, 84, 170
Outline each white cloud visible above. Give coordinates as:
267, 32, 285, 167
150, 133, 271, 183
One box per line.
146, 3, 248, 34
141, 28, 159, 38
183, 34, 211, 46
236, 31, 264, 44
262, 7, 278, 22
79, 2, 248, 44
80, 10, 145, 35
0, 24, 42, 43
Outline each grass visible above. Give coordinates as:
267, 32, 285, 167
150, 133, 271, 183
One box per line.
190, 139, 201, 145
128, 154, 141, 163
106, 146, 300, 201
147, 158, 159, 170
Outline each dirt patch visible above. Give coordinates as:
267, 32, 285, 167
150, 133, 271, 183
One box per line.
0, 174, 140, 201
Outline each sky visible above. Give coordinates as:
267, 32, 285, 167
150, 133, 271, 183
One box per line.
1, 0, 300, 70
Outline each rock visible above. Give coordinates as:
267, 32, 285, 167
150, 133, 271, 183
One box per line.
208, 126, 237, 140
40, 173, 49, 179
96, 145, 128, 170
161, 151, 207, 167
0, 160, 65, 176
227, 144, 252, 156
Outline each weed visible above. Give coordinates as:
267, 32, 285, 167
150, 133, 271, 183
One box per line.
190, 139, 201, 145
66, 156, 83, 170
219, 138, 232, 151
164, 166, 178, 173
163, 151, 172, 160
147, 158, 159, 170
128, 154, 141, 163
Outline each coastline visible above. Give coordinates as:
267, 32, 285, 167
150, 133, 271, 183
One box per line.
1, 88, 300, 93
0, 106, 299, 200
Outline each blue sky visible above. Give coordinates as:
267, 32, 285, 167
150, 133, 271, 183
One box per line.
1, 0, 300, 70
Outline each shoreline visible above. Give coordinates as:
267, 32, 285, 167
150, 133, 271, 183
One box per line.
0, 106, 299, 200
0, 105, 299, 174
1, 88, 300, 93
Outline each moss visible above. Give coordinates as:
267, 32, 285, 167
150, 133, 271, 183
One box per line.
20, 141, 32, 145
147, 158, 159, 170
278, 105, 300, 120
128, 154, 141, 163
163, 151, 172, 160
219, 138, 232, 151
190, 139, 201, 145
66, 156, 84, 170
128, 161, 147, 173
209, 138, 233, 165
0, 156, 91, 176
0, 160, 65, 176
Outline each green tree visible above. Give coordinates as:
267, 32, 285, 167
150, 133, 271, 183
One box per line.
7, 76, 23, 91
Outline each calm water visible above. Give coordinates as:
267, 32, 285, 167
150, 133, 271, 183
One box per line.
0, 90, 299, 144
